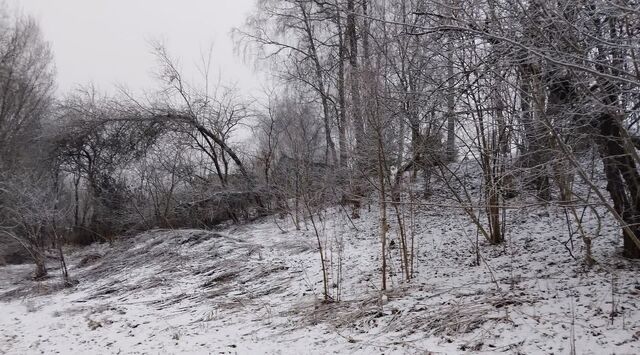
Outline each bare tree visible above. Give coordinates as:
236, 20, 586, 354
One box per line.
0, 173, 69, 280
0, 13, 54, 170
147, 43, 254, 187
53, 87, 163, 241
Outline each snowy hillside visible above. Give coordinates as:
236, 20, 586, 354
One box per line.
2, 0, 640, 354
1, 192, 639, 354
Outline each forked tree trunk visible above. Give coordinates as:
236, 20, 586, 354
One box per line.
299, 3, 337, 166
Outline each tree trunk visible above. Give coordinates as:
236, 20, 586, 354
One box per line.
33, 251, 47, 279
599, 112, 640, 258
347, 0, 364, 169
377, 131, 388, 291
299, 3, 337, 166
520, 63, 551, 200
337, 14, 348, 169
445, 16, 456, 161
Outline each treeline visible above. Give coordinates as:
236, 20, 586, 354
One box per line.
2, 1, 640, 293
237, 0, 640, 297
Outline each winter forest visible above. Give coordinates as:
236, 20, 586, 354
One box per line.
1, 0, 640, 353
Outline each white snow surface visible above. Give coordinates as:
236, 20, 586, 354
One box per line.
1, 192, 640, 354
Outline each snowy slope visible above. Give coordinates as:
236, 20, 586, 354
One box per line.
1, 184, 640, 354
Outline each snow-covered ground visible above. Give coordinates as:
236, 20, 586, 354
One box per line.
2, 179, 640, 354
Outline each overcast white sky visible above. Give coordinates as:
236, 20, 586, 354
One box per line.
8, 0, 261, 96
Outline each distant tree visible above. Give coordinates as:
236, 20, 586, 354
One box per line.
0, 9, 61, 278
0, 171, 70, 280
0, 12, 55, 170
53, 87, 164, 242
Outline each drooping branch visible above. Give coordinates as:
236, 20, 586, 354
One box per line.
159, 113, 252, 185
